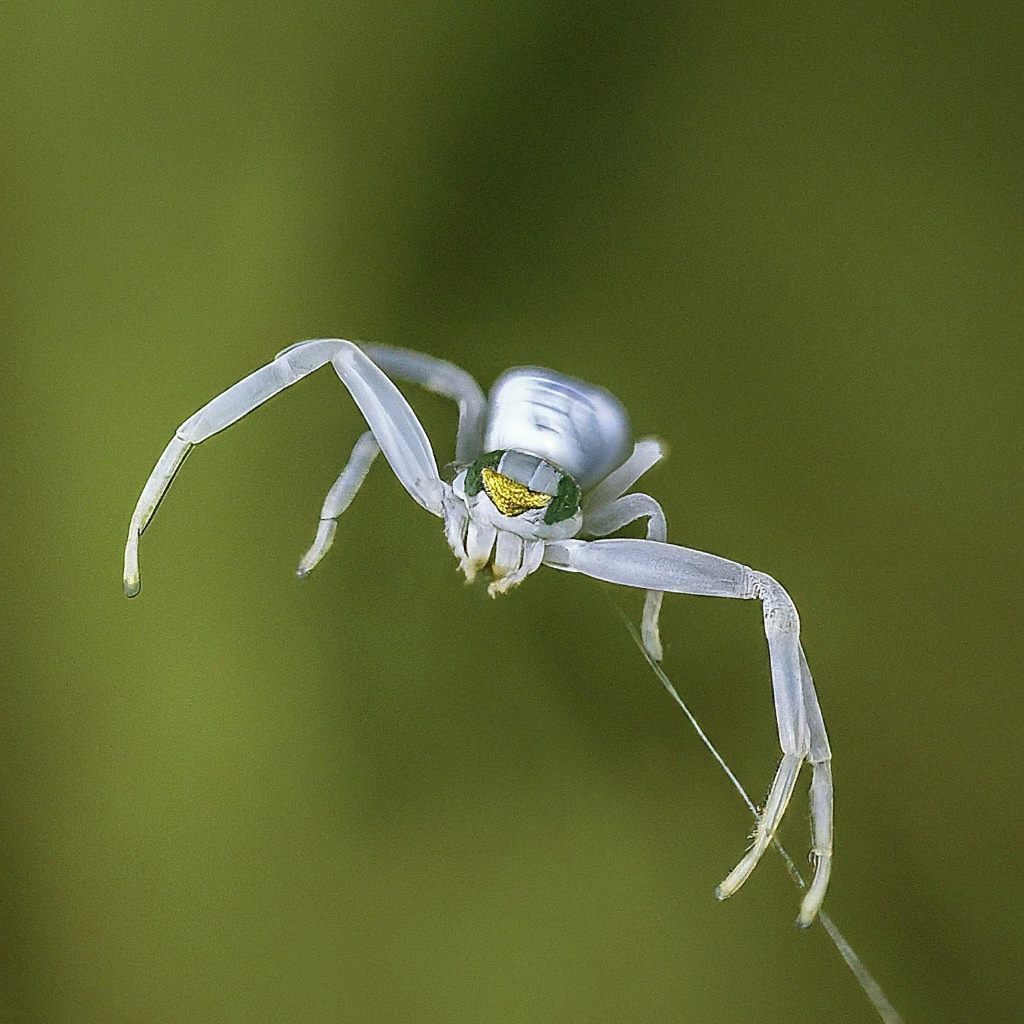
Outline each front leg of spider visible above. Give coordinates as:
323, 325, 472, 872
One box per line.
123, 339, 444, 596
542, 537, 833, 926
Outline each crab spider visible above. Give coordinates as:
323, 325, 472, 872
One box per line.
124, 339, 833, 927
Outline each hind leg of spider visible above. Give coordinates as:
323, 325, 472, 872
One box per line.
361, 344, 487, 463
582, 490, 667, 661
581, 437, 667, 515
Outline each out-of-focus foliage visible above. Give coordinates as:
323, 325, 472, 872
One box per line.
3, 4, 1021, 1022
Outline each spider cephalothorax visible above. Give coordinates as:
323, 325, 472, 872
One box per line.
124, 338, 833, 927
447, 448, 583, 592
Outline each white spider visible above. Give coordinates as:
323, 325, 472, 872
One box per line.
123, 339, 833, 926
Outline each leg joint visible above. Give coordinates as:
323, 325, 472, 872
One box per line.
744, 569, 800, 634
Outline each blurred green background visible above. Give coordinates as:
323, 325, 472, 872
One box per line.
3, 3, 1022, 1022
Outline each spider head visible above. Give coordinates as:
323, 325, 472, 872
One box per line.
446, 449, 583, 593
455, 448, 584, 538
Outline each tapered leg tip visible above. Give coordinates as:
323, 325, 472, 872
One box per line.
297, 522, 336, 578
796, 889, 827, 929
716, 855, 757, 902
295, 549, 324, 578
124, 576, 141, 598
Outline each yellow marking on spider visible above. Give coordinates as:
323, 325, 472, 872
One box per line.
480, 467, 552, 517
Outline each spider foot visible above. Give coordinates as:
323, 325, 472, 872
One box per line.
796, 849, 832, 928
796, 759, 833, 927
296, 520, 337, 578
715, 752, 803, 903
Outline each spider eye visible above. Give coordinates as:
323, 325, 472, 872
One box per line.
464, 450, 505, 497
543, 474, 581, 525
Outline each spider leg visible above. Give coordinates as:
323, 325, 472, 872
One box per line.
542, 537, 832, 924
490, 531, 523, 584
462, 520, 497, 583
297, 431, 381, 578
124, 339, 441, 596
798, 643, 833, 927
489, 540, 544, 596
582, 493, 668, 662
487, 536, 545, 597
441, 485, 470, 565
362, 344, 487, 463
293, 346, 486, 576
581, 437, 667, 514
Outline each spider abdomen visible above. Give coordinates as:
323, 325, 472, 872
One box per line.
484, 367, 633, 489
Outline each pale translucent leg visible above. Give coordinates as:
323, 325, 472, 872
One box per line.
581, 437, 667, 514
296, 431, 381, 578
289, 345, 486, 576
362, 344, 487, 463
489, 540, 544, 596
583, 492, 667, 661
122, 436, 192, 595
798, 644, 833, 927
441, 485, 470, 565
462, 520, 497, 582
542, 537, 832, 923
124, 339, 441, 596
485, 534, 545, 597
490, 531, 523, 581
